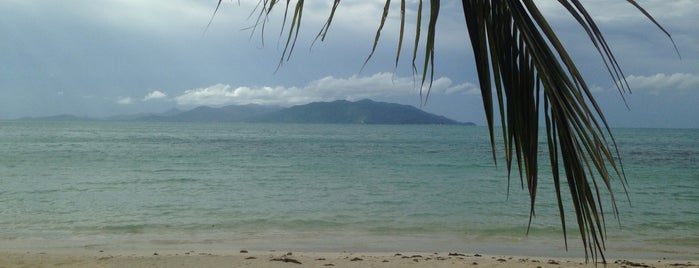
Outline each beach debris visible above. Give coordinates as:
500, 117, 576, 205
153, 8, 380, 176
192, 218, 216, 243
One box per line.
669, 263, 697, 267
547, 259, 560, 265
382, 260, 389, 263
614, 260, 651, 267
472, 262, 478, 265
448, 252, 466, 256
413, 259, 419, 262
270, 257, 302, 264
316, 258, 326, 261
350, 257, 363, 261
153, 252, 159, 256
394, 253, 402, 256
240, 250, 248, 253
245, 256, 257, 260
411, 255, 422, 258
474, 253, 482, 257
323, 264, 335, 267
670, 262, 697, 267
497, 258, 507, 262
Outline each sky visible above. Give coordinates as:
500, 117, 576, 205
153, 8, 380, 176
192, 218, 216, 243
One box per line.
1, 0, 697, 128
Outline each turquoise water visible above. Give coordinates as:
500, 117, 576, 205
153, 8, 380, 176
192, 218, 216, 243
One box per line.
0, 121, 697, 258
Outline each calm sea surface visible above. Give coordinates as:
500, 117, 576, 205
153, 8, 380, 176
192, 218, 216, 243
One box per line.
0, 121, 697, 258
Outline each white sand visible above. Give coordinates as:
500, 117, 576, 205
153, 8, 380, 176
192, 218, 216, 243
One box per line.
0, 250, 694, 268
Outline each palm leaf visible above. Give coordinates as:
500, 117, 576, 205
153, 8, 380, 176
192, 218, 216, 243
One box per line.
419, 0, 439, 103
395, 0, 406, 69
238, 0, 675, 263
312, 0, 341, 46
361, 0, 392, 72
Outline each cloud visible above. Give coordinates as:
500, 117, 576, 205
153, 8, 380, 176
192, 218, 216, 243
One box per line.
143, 90, 167, 101
590, 85, 605, 93
175, 72, 473, 107
465, 87, 481, 96
443, 82, 479, 95
624, 73, 699, 95
116, 97, 133, 105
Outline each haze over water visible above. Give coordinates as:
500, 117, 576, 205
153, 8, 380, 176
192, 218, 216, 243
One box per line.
0, 121, 697, 259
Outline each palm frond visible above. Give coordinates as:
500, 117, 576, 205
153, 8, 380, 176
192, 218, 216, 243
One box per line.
361, 0, 392, 72
312, 0, 341, 46
277, 0, 304, 69
420, 0, 439, 103
240, 0, 675, 263
395, 0, 406, 69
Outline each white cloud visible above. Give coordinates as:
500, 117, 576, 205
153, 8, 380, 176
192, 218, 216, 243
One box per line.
116, 97, 133, 105
143, 90, 167, 101
590, 85, 605, 93
443, 82, 479, 95
175, 72, 472, 107
465, 87, 482, 96
624, 73, 699, 95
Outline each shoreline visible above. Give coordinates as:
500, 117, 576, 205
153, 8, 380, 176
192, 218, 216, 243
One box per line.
3, 231, 696, 260
2, 232, 696, 267
0, 250, 695, 268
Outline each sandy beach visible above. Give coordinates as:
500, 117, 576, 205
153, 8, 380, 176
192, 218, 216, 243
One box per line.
0, 250, 695, 268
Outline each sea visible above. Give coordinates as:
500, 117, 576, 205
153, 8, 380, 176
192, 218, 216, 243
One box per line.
0, 121, 697, 259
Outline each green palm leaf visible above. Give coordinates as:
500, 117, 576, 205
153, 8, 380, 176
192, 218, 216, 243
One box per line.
236, 0, 676, 263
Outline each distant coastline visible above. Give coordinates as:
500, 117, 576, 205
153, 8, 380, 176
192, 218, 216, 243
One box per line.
15, 99, 475, 126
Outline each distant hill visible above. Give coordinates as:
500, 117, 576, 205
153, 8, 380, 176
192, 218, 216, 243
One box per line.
253, 99, 473, 125
105, 108, 184, 121
16, 99, 474, 125
140, 104, 281, 122
18, 114, 87, 121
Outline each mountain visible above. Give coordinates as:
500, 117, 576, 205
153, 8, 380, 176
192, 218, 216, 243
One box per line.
105, 108, 184, 121
18, 114, 87, 121
15, 99, 474, 125
253, 99, 473, 125
141, 104, 281, 122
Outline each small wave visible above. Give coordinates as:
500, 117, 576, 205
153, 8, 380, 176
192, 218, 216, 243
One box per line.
132, 177, 200, 185
93, 223, 174, 234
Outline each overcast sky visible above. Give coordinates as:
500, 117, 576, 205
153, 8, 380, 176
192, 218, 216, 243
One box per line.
1, 0, 697, 128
